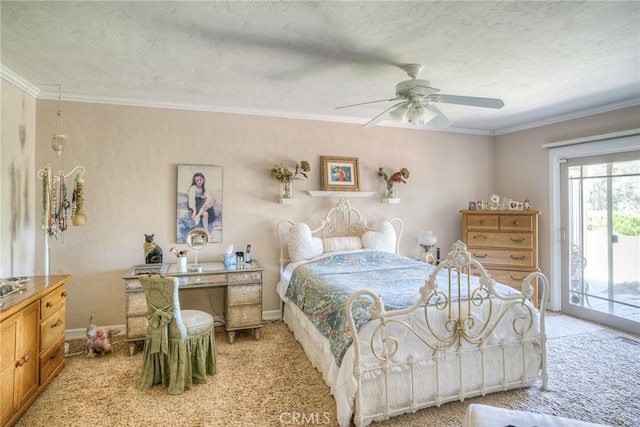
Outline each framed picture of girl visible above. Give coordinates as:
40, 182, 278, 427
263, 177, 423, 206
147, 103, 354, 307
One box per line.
177, 164, 223, 243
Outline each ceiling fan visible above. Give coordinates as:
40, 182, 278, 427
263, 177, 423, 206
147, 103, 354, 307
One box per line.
336, 64, 505, 128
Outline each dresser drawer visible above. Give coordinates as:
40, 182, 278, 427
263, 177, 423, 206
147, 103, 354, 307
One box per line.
40, 307, 65, 351
227, 305, 262, 329
227, 272, 262, 283
468, 249, 535, 269
40, 335, 65, 383
126, 290, 147, 316
499, 215, 533, 232
40, 285, 67, 320
466, 214, 498, 230
227, 284, 261, 305
465, 232, 533, 249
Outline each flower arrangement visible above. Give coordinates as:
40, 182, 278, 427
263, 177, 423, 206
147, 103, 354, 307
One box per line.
378, 167, 410, 198
270, 160, 311, 183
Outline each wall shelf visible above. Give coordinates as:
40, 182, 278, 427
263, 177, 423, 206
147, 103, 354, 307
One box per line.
308, 191, 375, 198
381, 198, 400, 204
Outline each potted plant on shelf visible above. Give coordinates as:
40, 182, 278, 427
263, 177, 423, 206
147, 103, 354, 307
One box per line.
270, 160, 311, 200
378, 167, 410, 199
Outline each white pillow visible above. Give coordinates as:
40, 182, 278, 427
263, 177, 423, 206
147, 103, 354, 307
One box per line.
323, 236, 363, 253
362, 221, 396, 253
288, 223, 323, 262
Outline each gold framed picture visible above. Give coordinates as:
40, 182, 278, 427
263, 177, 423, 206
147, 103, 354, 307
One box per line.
320, 156, 360, 191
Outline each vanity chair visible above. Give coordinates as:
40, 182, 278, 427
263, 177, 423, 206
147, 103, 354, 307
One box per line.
138, 275, 216, 394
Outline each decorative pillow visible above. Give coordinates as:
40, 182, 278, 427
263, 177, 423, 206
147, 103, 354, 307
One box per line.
361, 221, 396, 253
323, 236, 363, 253
288, 223, 323, 262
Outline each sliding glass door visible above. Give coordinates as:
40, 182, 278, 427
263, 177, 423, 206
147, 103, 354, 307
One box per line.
561, 151, 640, 333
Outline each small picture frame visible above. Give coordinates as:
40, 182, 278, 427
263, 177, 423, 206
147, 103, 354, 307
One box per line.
320, 156, 360, 191
476, 200, 483, 210
509, 200, 519, 210
469, 201, 476, 210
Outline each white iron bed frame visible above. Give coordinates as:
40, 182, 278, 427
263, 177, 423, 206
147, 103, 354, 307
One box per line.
276, 199, 549, 427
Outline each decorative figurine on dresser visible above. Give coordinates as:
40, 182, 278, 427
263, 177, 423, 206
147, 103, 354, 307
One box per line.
123, 259, 264, 354
143, 233, 163, 264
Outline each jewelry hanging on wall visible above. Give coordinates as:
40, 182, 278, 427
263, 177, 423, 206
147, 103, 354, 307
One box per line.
36, 83, 88, 275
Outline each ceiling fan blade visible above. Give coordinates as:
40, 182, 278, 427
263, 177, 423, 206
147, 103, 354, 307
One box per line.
425, 104, 453, 128
433, 94, 505, 109
362, 101, 406, 128
336, 97, 401, 110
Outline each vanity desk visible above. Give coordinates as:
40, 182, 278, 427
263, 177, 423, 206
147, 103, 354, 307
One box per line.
123, 260, 264, 351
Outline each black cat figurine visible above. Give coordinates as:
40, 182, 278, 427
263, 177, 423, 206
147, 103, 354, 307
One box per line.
143, 234, 163, 264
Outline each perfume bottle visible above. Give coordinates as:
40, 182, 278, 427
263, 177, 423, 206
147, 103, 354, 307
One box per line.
245, 245, 252, 263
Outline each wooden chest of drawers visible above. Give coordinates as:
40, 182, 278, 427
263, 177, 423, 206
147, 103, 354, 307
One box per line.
0, 275, 69, 427
124, 261, 264, 349
461, 210, 540, 306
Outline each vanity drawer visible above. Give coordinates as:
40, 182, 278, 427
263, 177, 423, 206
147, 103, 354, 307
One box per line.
41, 285, 67, 320
227, 284, 261, 305
181, 274, 227, 286
126, 315, 148, 340
227, 272, 262, 283
126, 290, 147, 316
227, 305, 262, 329
40, 307, 65, 351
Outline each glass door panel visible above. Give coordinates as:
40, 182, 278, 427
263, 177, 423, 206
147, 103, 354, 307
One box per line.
563, 154, 640, 333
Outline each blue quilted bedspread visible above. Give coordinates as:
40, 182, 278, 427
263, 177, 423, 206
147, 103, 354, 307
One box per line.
285, 251, 517, 366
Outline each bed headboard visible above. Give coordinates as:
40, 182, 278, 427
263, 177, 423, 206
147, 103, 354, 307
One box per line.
276, 198, 403, 274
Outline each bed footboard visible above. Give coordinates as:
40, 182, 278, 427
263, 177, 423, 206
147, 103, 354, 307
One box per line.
345, 241, 549, 427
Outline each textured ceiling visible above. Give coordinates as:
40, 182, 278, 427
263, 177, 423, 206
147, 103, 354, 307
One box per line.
2, 1, 639, 134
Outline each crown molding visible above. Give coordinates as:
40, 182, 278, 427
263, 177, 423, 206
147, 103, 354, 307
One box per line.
4, 64, 637, 137
493, 97, 640, 135
0, 65, 41, 97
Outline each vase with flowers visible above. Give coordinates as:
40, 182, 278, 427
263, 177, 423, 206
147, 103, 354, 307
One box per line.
378, 167, 410, 199
271, 160, 311, 200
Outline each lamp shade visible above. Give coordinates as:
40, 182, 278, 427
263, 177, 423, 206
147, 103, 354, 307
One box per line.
418, 230, 438, 247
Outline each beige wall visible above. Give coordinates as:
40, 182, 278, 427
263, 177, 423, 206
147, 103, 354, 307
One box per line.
494, 106, 640, 283
3, 79, 638, 331
1, 80, 36, 278
32, 99, 494, 329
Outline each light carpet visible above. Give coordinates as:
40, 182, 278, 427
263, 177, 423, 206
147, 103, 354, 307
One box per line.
16, 320, 640, 427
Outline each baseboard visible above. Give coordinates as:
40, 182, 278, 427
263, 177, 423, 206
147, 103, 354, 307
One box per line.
65, 310, 282, 341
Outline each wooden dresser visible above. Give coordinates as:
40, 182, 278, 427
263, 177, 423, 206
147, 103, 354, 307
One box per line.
461, 210, 540, 306
123, 261, 264, 350
0, 275, 69, 427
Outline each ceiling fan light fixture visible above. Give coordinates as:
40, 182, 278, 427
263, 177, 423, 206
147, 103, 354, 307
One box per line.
389, 104, 410, 123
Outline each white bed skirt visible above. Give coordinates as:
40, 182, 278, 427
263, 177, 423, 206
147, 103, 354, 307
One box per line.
283, 299, 543, 427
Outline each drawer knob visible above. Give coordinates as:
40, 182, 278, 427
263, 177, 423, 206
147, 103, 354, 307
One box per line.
51, 318, 63, 328
510, 237, 525, 243
473, 234, 487, 239
510, 255, 526, 260
510, 275, 526, 281
46, 301, 53, 308
61, 291, 67, 297
479, 220, 485, 225
512, 221, 520, 226
50, 348, 63, 360
242, 312, 248, 320
473, 253, 488, 258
